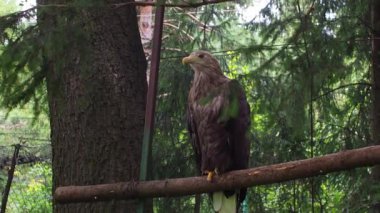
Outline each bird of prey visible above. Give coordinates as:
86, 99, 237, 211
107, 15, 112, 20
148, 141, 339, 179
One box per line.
183, 50, 251, 213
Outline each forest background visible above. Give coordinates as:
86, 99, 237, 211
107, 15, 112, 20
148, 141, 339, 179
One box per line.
0, 0, 378, 212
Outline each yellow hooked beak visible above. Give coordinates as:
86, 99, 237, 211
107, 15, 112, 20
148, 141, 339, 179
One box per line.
182, 55, 198, 65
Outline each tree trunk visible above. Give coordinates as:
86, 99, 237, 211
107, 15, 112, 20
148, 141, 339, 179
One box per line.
372, 0, 380, 212
42, 1, 147, 212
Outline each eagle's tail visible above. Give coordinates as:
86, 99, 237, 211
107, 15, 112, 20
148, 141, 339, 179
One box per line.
212, 191, 237, 213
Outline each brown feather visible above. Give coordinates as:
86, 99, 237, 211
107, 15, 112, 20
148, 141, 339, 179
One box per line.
185, 51, 251, 204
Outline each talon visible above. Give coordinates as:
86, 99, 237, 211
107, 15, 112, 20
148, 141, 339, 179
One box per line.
214, 168, 219, 175
207, 171, 214, 182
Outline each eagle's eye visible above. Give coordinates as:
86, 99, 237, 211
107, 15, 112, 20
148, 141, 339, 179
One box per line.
198, 54, 205, 59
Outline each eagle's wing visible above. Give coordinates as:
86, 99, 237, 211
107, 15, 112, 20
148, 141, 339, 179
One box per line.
187, 106, 202, 175
224, 79, 251, 170
223, 79, 251, 203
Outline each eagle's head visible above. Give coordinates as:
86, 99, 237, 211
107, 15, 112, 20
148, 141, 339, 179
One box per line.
182, 51, 223, 76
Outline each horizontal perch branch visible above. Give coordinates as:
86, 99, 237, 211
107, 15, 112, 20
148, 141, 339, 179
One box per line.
54, 145, 380, 203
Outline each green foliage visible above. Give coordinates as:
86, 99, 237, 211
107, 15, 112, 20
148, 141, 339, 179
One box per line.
0, 7, 45, 114
0, 106, 51, 212
0, 0, 377, 212
239, 0, 373, 211
5, 163, 52, 213
0, 0, 98, 116
153, 0, 374, 212
0, 107, 51, 212
0, 0, 17, 16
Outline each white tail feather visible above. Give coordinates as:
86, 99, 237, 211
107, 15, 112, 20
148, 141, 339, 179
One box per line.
213, 191, 237, 213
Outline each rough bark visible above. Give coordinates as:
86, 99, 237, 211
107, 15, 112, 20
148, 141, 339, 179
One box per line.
54, 145, 380, 203
42, 1, 147, 212
372, 0, 380, 211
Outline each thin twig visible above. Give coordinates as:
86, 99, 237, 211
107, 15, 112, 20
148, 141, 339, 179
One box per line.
313, 82, 372, 101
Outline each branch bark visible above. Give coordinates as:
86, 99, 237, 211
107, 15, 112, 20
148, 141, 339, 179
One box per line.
54, 145, 380, 203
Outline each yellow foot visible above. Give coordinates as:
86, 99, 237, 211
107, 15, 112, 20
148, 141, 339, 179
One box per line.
206, 170, 215, 182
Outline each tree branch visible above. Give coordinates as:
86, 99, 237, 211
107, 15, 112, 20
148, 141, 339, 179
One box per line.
54, 145, 380, 203
313, 82, 372, 101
